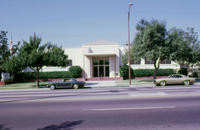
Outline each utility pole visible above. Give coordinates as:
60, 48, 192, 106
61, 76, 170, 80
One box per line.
128, 2, 133, 86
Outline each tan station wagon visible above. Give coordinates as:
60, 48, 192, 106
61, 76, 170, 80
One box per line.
154, 74, 195, 86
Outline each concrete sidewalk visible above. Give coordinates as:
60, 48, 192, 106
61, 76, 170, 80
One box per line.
85, 80, 117, 87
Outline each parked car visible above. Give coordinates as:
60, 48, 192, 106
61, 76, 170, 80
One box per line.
154, 74, 195, 86
48, 78, 85, 90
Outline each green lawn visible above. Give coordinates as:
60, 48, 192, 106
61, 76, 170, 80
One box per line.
0, 82, 48, 90
115, 79, 154, 86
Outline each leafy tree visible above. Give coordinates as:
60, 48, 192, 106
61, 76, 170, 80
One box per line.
121, 47, 141, 65
169, 27, 200, 74
121, 49, 128, 65
2, 41, 22, 74
16, 34, 69, 87
132, 19, 171, 79
2, 55, 24, 74
0, 30, 10, 72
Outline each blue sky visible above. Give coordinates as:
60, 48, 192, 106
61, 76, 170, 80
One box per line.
1, 0, 200, 48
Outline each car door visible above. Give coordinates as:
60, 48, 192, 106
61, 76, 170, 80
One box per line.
173, 75, 183, 84
167, 75, 176, 84
63, 81, 72, 88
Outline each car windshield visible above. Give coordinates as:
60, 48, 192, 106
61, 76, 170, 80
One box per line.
69, 78, 77, 82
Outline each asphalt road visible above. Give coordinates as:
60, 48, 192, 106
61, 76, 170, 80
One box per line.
0, 85, 200, 130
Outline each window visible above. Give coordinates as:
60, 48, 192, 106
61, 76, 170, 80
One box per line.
160, 59, 171, 64
145, 59, 154, 64
68, 60, 72, 66
93, 59, 98, 65
131, 59, 141, 64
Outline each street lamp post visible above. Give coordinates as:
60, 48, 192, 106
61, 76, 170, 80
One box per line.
128, 2, 133, 86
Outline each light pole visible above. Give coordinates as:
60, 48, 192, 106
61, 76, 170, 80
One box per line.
128, 2, 133, 86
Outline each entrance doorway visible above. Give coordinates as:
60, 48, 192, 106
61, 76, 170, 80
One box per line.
93, 58, 109, 77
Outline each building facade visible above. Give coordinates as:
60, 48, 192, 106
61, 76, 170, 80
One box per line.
42, 41, 180, 78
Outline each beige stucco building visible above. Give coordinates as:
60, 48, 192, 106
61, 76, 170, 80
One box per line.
42, 40, 180, 78
65, 41, 123, 78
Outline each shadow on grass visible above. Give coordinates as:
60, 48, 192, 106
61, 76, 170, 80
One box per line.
37, 120, 83, 130
0, 124, 10, 130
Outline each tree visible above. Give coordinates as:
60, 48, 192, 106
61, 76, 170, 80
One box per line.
121, 47, 141, 65
16, 34, 69, 87
169, 27, 200, 74
132, 19, 171, 79
0, 30, 10, 72
2, 41, 22, 74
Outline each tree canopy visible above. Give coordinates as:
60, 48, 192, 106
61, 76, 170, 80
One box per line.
3, 34, 69, 87
169, 27, 200, 68
132, 19, 171, 79
0, 30, 10, 72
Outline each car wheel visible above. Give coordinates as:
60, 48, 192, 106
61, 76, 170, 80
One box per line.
50, 85, 56, 90
184, 80, 190, 86
160, 81, 166, 86
73, 84, 79, 89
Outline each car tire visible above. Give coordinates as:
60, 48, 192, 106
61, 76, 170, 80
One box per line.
73, 84, 79, 89
50, 85, 56, 90
184, 80, 190, 86
160, 81, 166, 86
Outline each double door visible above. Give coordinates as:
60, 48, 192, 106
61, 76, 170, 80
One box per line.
93, 58, 109, 77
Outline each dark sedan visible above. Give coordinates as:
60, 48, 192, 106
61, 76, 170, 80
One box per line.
48, 78, 85, 90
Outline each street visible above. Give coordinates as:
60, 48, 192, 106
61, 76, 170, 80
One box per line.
0, 85, 200, 130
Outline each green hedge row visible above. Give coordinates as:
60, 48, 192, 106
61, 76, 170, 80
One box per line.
14, 66, 83, 82
120, 65, 175, 79
134, 69, 175, 77
14, 71, 72, 82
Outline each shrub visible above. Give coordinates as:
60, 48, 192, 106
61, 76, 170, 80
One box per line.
120, 65, 134, 79
14, 71, 71, 82
120, 68, 175, 79
178, 68, 188, 76
191, 71, 198, 78
69, 66, 82, 78
133, 69, 174, 77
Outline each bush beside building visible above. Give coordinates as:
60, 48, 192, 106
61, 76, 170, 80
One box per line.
120, 66, 175, 79
14, 66, 83, 82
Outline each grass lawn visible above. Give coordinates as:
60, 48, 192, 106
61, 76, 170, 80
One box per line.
0, 82, 49, 90
115, 79, 154, 86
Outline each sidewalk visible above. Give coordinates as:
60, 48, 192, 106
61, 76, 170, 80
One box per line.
85, 80, 117, 88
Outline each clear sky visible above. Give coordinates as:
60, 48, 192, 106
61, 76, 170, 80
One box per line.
1, 0, 200, 48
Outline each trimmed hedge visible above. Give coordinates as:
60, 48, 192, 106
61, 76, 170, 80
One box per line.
119, 65, 135, 80
69, 66, 82, 78
134, 69, 175, 77
120, 67, 175, 79
14, 71, 72, 82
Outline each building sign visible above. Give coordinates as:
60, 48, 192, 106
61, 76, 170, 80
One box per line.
1, 72, 11, 81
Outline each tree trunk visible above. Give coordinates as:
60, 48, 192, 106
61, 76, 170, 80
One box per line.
153, 58, 160, 79
198, 67, 200, 78
153, 68, 158, 79
36, 68, 40, 88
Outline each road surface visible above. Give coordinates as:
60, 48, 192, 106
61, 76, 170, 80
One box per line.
0, 85, 200, 130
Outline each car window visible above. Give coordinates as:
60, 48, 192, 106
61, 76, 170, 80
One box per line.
70, 78, 77, 82
169, 74, 183, 78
